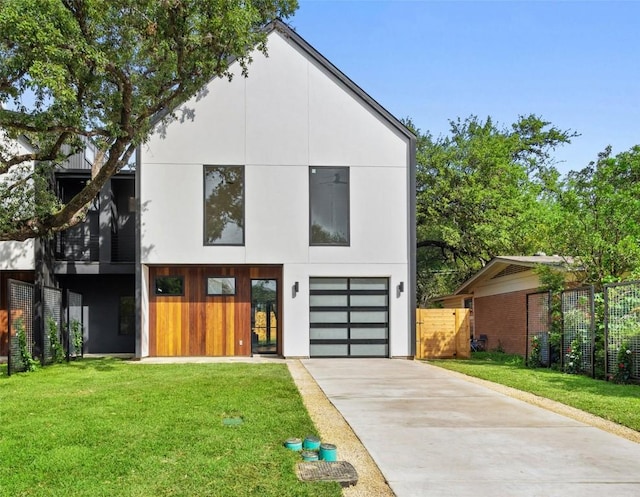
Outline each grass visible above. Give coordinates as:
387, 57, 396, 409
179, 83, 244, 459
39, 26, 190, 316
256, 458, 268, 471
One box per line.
0, 359, 341, 497
428, 351, 640, 432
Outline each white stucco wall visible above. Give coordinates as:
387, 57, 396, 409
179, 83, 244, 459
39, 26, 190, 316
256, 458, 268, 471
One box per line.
282, 264, 410, 358
139, 28, 413, 357
0, 239, 35, 270
141, 31, 409, 264
0, 133, 36, 270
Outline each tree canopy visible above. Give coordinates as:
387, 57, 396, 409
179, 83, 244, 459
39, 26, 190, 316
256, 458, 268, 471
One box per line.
409, 115, 577, 303
411, 113, 640, 304
549, 145, 640, 285
0, 0, 297, 241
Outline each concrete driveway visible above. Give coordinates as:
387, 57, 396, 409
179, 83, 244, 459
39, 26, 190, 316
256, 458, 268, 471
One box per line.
301, 359, 640, 497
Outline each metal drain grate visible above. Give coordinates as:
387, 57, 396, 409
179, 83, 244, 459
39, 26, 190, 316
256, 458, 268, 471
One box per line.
296, 461, 358, 487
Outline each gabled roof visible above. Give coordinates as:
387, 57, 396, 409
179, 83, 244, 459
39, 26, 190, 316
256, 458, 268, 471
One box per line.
453, 255, 573, 296
151, 20, 416, 144
272, 20, 415, 142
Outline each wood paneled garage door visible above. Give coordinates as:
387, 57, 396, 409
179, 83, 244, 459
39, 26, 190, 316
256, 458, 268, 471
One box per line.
149, 266, 282, 356
309, 277, 389, 357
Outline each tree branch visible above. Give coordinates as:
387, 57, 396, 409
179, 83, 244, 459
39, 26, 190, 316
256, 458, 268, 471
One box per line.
0, 132, 71, 173
417, 239, 457, 252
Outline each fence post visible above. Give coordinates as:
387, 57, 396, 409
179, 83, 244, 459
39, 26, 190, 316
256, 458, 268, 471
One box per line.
547, 290, 553, 368
35, 282, 45, 366
604, 285, 610, 379
7, 277, 12, 377
65, 289, 70, 362
589, 285, 596, 378
525, 294, 530, 366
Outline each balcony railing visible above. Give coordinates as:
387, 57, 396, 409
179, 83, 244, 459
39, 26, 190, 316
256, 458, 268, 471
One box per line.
111, 232, 135, 262
54, 232, 99, 261
54, 231, 135, 263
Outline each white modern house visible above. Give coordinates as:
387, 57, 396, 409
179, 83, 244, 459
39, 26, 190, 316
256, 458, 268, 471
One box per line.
137, 20, 416, 358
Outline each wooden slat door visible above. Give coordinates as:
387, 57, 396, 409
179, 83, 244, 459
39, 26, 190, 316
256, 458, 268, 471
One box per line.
415, 308, 471, 359
149, 265, 281, 356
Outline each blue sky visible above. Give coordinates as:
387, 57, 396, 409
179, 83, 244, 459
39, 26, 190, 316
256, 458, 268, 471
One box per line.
289, 1, 640, 175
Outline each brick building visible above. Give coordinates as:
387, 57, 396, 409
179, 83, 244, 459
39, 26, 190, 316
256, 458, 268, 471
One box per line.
435, 256, 573, 356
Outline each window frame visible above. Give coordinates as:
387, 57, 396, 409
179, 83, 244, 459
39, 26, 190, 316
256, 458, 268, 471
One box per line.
206, 276, 237, 296
309, 166, 350, 246
154, 275, 185, 297
203, 165, 245, 246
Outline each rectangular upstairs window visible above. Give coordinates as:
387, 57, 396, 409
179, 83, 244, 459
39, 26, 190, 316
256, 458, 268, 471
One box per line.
309, 166, 349, 245
204, 165, 244, 245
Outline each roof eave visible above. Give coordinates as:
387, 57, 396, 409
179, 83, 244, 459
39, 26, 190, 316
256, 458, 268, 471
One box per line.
453, 256, 573, 295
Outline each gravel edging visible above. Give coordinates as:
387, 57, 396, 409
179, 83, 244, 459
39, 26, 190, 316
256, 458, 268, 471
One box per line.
287, 360, 395, 497
424, 362, 640, 444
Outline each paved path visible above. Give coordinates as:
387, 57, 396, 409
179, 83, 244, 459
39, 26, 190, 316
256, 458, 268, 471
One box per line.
302, 359, 640, 497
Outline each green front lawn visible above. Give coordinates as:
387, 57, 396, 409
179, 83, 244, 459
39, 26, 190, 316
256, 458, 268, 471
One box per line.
0, 360, 340, 497
428, 352, 640, 432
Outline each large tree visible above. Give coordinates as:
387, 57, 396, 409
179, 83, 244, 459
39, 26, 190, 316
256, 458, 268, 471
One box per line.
409, 115, 576, 304
551, 145, 640, 285
0, 0, 297, 241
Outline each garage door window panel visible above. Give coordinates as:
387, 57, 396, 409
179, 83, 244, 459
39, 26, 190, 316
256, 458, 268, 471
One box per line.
309, 277, 389, 358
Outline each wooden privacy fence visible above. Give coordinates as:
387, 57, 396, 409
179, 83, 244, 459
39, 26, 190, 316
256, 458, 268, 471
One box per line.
416, 308, 471, 359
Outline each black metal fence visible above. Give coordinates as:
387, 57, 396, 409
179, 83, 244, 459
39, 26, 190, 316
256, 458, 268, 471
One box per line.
7, 279, 35, 375
7, 279, 83, 375
43, 286, 63, 364
525, 281, 640, 381
604, 281, 640, 381
66, 290, 83, 359
526, 291, 551, 366
561, 287, 595, 377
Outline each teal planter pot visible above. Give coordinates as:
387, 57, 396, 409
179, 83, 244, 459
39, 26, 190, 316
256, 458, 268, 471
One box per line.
303, 435, 321, 451
319, 443, 337, 461
301, 450, 319, 462
284, 438, 303, 451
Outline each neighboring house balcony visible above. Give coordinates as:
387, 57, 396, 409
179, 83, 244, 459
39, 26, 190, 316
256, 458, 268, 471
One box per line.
53, 172, 135, 275
53, 230, 135, 263
54, 226, 99, 262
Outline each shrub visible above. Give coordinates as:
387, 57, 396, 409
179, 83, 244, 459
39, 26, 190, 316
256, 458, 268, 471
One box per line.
613, 342, 633, 384
47, 317, 65, 363
564, 337, 583, 374
70, 319, 83, 356
15, 318, 39, 372
529, 335, 544, 368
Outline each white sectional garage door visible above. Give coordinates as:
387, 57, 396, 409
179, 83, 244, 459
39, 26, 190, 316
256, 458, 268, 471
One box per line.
309, 277, 389, 357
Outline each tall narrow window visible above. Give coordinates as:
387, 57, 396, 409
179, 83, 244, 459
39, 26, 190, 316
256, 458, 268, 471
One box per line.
204, 165, 244, 245
309, 167, 349, 245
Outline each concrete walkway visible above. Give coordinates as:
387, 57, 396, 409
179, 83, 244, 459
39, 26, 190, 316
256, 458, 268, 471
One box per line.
302, 359, 640, 497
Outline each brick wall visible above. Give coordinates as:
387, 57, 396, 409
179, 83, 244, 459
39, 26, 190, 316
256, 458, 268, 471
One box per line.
474, 289, 531, 356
